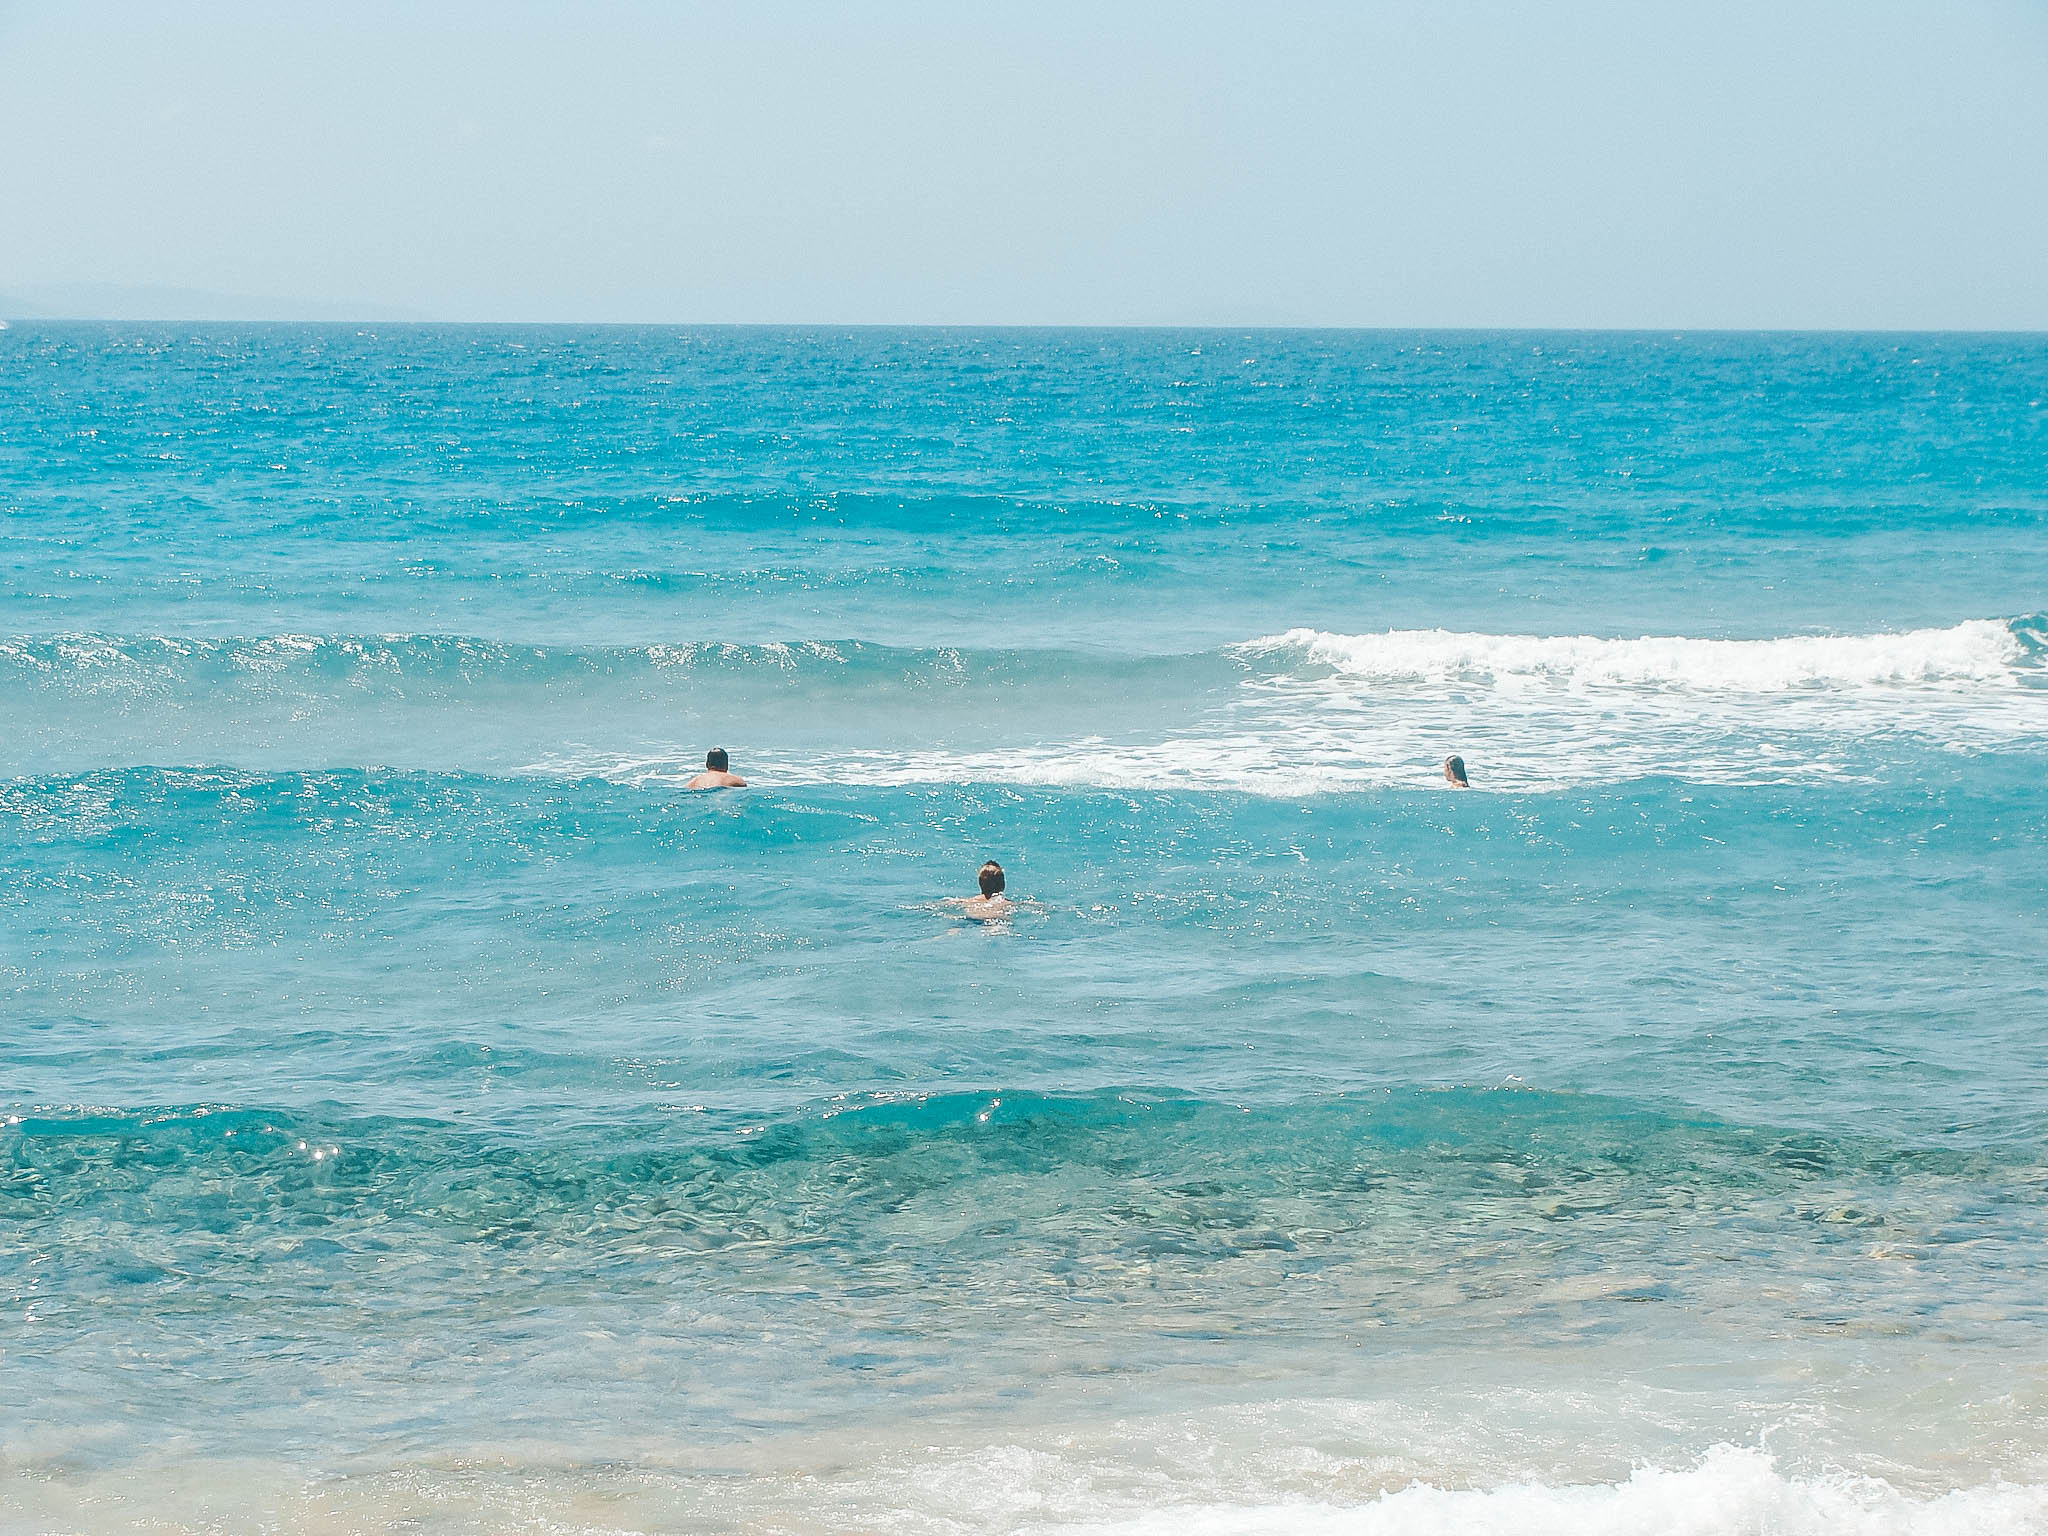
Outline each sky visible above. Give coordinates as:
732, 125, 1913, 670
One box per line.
3, 0, 2047, 327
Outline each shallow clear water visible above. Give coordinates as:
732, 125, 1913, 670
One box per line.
3, 326, 2047, 1533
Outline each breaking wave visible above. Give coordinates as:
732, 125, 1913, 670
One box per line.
5, 620, 2044, 789
1026, 1447, 2048, 1536
11, 1441, 2040, 1535
1242, 617, 2045, 694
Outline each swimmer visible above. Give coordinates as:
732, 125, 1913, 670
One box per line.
951, 860, 1016, 922
1443, 755, 1470, 788
686, 747, 748, 790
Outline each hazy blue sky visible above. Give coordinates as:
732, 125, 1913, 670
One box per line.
4, 1, 2047, 325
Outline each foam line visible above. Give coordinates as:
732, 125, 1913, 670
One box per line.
1242, 619, 2042, 693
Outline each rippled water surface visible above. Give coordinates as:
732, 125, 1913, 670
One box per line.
3, 326, 2047, 1533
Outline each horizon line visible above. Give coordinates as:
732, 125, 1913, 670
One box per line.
6, 315, 2048, 337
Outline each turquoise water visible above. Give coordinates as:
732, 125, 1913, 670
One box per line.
4, 326, 2048, 1533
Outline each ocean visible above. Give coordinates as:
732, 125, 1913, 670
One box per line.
2, 325, 2045, 1534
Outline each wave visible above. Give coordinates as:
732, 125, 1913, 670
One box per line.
0, 632, 1220, 707
1024, 1447, 2048, 1536
4, 620, 2045, 789
6, 1438, 2042, 1535
5, 616, 2037, 687
5, 1087, 2011, 1233
537, 617, 2048, 792
0, 632, 969, 684
1, 619, 2037, 705
1243, 617, 2046, 694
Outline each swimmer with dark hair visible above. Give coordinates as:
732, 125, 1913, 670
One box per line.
686, 747, 748, 790
1443, 755, 1470, 788
952, 859, 1016, 922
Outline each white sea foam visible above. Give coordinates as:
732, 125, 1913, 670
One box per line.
1241, 620, 2036, 694
536, 619, 2048, 793
9, 1444, 2042, 1536
1031, 1449, 2048, 1536
8, 621, 2043, 791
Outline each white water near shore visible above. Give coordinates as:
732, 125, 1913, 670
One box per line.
10, 1437, 2046, 1536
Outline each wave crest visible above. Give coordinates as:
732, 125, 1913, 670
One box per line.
1243, 618, 2042, 694
5, 620, 2045, 789
1035, 1446, 2048, 1536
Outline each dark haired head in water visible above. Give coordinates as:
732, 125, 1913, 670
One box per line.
687, 747, 748, 790
1444, 755, 1470, 788
948, 859, 1016, 924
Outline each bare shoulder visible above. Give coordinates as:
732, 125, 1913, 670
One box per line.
685, 771, 749, 790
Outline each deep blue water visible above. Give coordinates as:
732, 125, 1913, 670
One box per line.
3, 326, 2047, 1533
